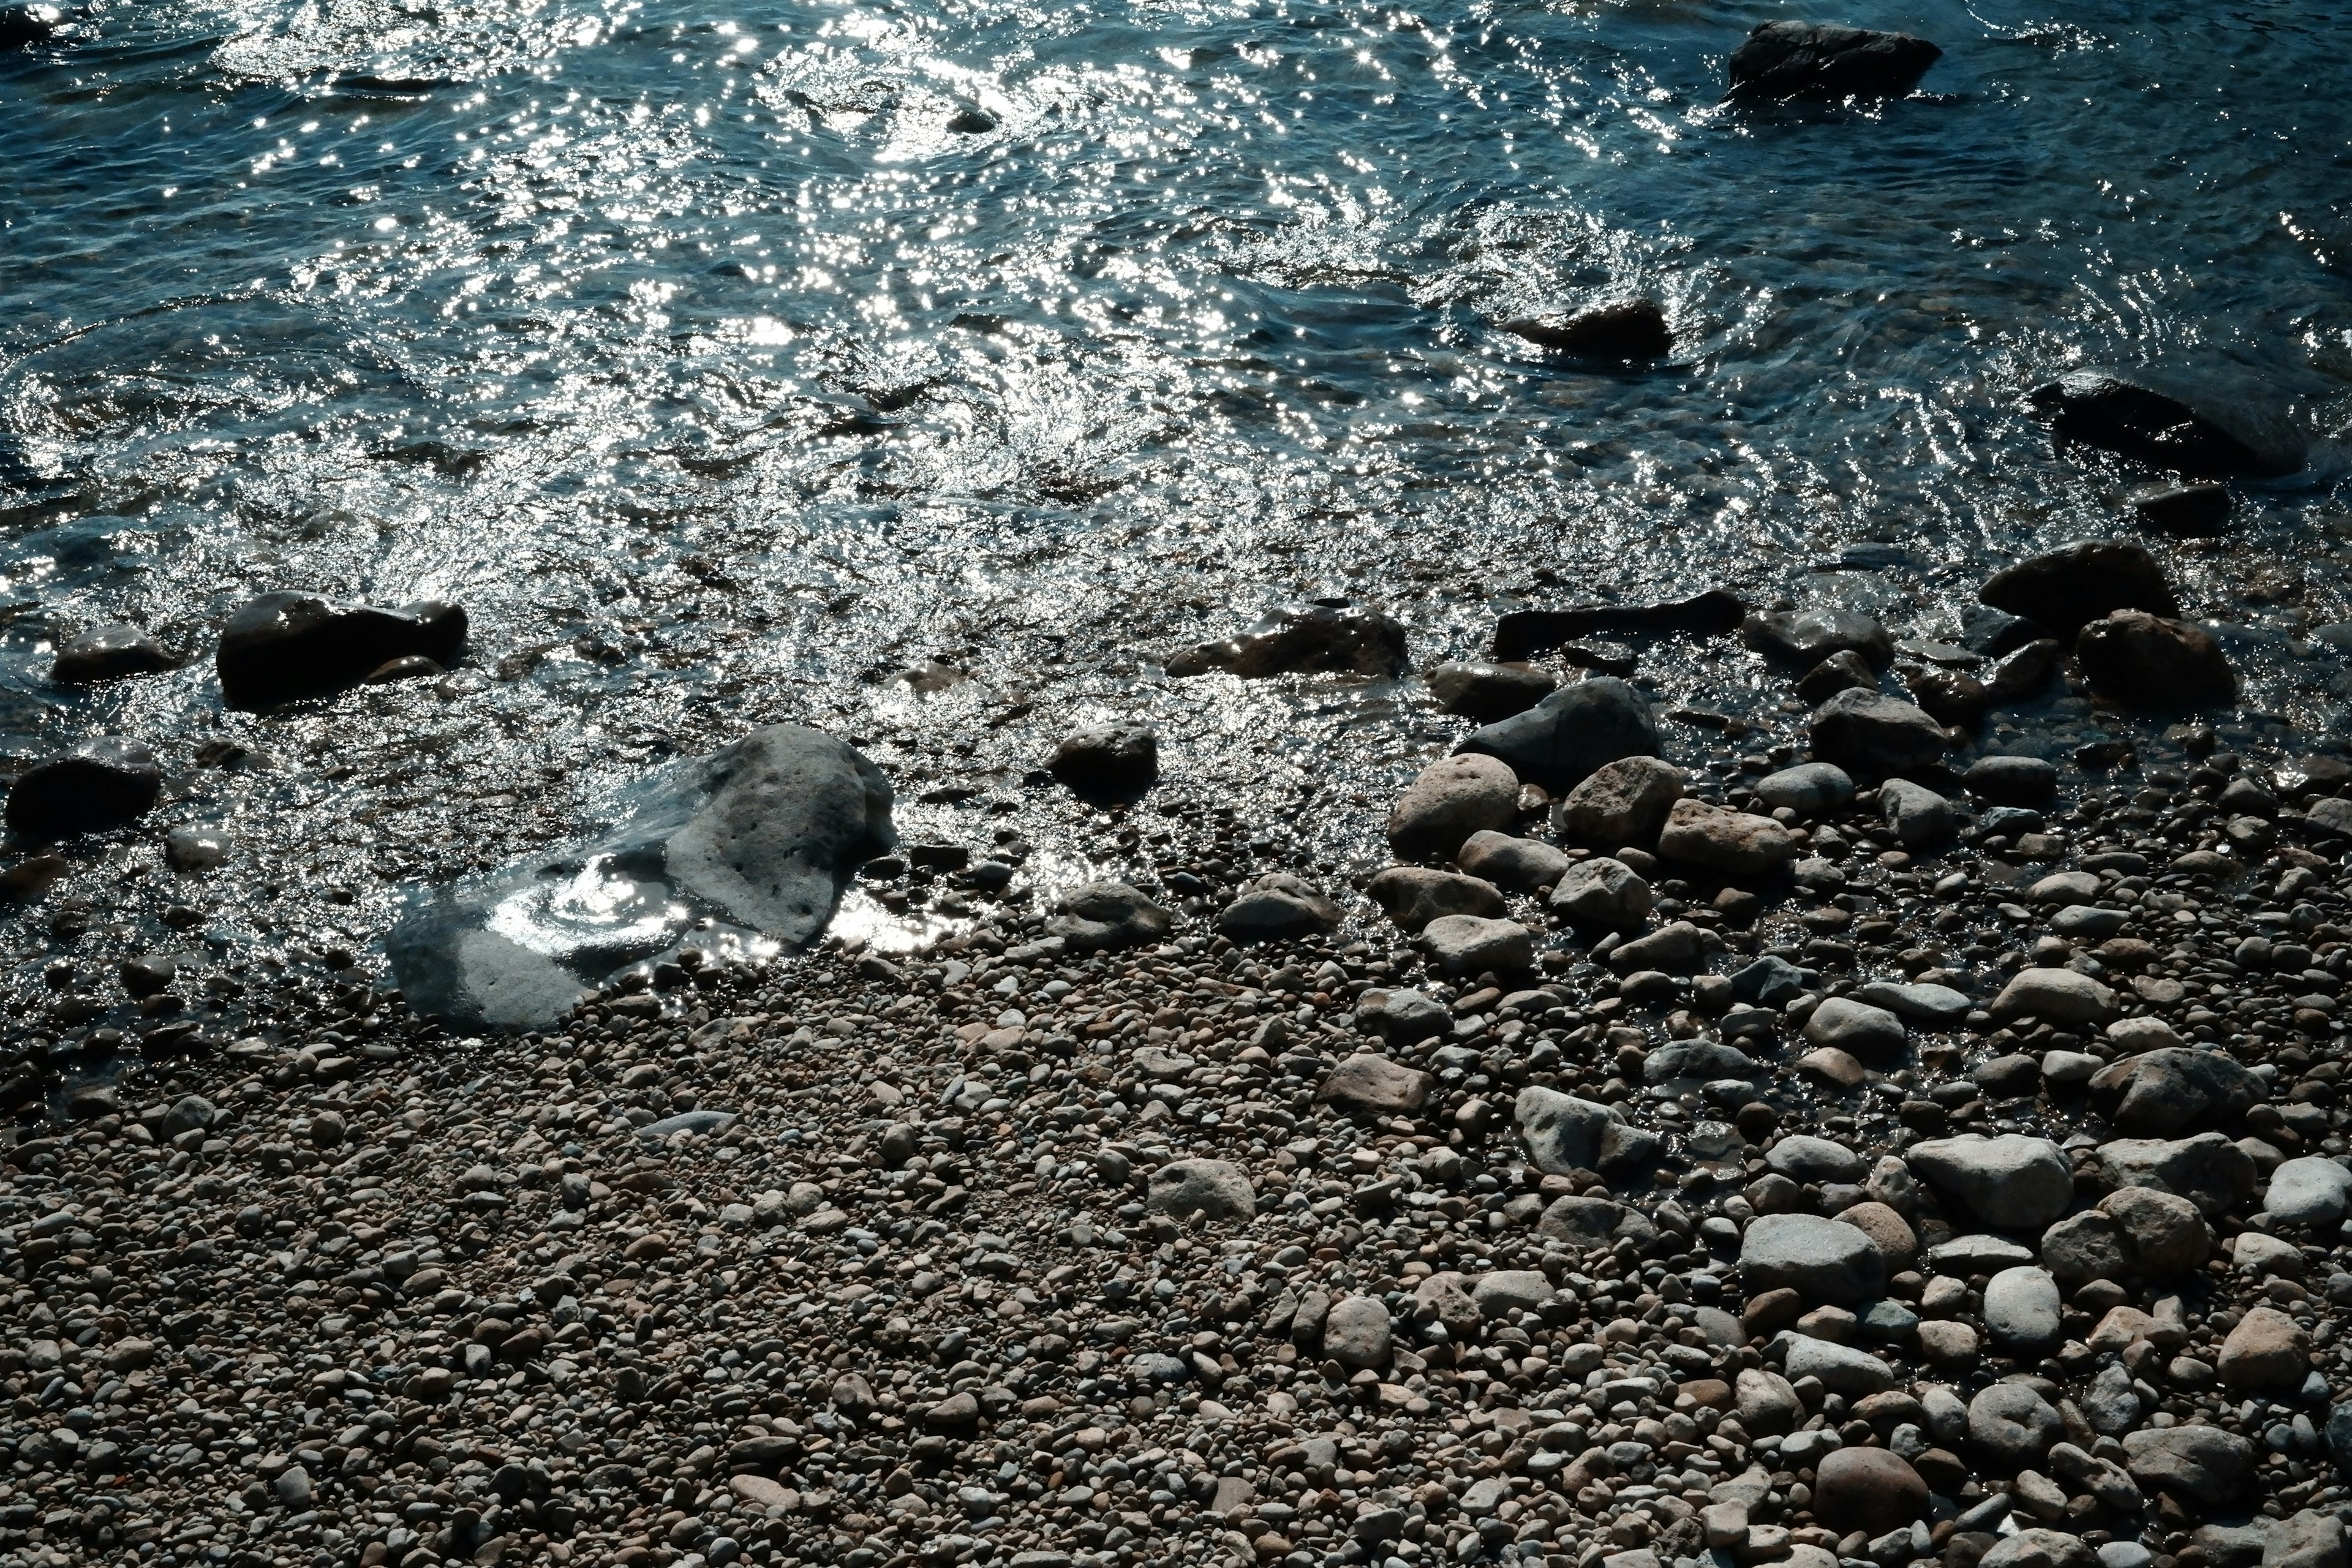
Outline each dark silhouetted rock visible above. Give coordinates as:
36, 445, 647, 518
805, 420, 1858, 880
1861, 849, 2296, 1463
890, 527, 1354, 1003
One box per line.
1904, 665, 1987, 728
1965, 755, 2057, 805
1743, 606, 1893, 668
6, 738, 162, 840
2131, 481, 2231, 535
1501, 300, 1672, 361
2076, 610, 2236, 709
1978, 540, 2179, 639
1807, 688, 1946, 775
1049, 882, 1175, 952
217, 591, 466, 709
51, 623, 175, 684
1725, 21, 1941, 102
1049, 723, 1158, 793
385, 725, 894, 1028
1426, 661, 1556, 723
1986, 638, 2063, 706
1167, 603, 1407, 679
1456, 676, 1656, 792
0, 3, 62, 47
2029, 368, 2305, 478
1491, 589, 1743, 661
1812, 1448, 1929, 1536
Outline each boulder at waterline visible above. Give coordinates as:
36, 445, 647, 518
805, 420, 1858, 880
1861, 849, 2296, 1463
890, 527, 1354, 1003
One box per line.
1500, 299, 1672, 361
1978, 539, 2179, 639
2131, 481, 2231, 535
1456, 675, 1657, 792
6, 737, 163, 840
1425, 660, 1556, 722
1166, 603, 1408, 679
1048, 722, 1156, 794
2029, 367, 2305, 478
52, 623, 175, 684
1724, 21, 1941, 102
385, 725, 895, 1029
217, 590, 467, 709
2075, 609, 2236, 709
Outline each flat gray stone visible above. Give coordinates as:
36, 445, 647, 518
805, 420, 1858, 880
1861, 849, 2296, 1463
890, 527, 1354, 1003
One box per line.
1739, 1212, 1885, 1306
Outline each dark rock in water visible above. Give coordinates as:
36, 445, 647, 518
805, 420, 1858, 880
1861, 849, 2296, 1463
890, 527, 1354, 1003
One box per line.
2076, 610, 2236, 709
1049, 723, 1157, 793
1904, 665, 1986, 729
385, 725, 894, 1028
217, 591, 466, 709
1978, 540, 2179, 639
0, 4, 62, 47
1493, 589, 1743, 662
1959, 604, 2051, 657
2029, 368, 2305, 478
1744, 607, 1894, 669
1966, 755, 2057, 805
119, 954, 176, 997
362, 655, 443, 685
1166, 603, 1408, 679
1808, 689, 1947, 777
1501, 300, 1672, 361
6, 737, 162, 840
1456, 676, 1657, 793
51, 623, 175, 684
165, 826, 230, 872
1048, 882, 1174, 952
944, 105, 997, 134
1427, 661, 1556, 723
2130, 481, 2232, 536
1985, 638, 2063, 706
1724, 21, 1941, 102
1794, 650, 1875, 705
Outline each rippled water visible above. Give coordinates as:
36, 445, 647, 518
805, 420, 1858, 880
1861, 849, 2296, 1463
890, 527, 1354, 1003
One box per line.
4, 0, 2352, 1025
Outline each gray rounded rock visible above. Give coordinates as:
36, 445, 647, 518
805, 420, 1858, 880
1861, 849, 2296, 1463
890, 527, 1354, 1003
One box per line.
1550, 856, 1654, 925
1387, 754, 1521, 861
1803, 997, 1907, 1063
1146, 1158, 1254, 1223
1982, 1265, 2062, 1354
1738, 1212, 1885, 1306
1968, 1380, 2063, 1468
1908, 1134, 2075, 1229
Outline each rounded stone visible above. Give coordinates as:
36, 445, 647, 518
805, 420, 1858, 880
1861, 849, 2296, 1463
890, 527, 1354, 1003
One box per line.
1811, 1448, 1928, 1536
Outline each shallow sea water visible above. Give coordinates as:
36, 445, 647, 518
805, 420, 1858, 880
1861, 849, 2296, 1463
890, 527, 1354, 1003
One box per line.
4, 0, 2352, 1033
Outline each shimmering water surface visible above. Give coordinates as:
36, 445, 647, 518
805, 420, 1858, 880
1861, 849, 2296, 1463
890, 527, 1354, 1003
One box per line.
5, 0, 2352, 1024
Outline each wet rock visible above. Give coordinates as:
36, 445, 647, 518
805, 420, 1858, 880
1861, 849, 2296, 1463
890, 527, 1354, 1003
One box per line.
2217, 1305, 2309, 1394
386, 724, 894, 1028
1608, 918, 1722, 974
1554, 755, 1686, 846
1803, 997, 1905, 1064
217, 590, 466, 709
2262, 1156, 2352, 1229
1782, 1332, 1893, 1395
1515, 1086, 1649, 1175
1812, 1448, 1928, 1536
1427, 660, 1556, 722
1387, 754, 1521, 860
1767, 1134, 1864, 1184
2132, 481, 2233, 535
51, 622, 175, 684
1216, 873, 1342, 941
1318, 1054, 1432, 1117
1657, 797, 1798, 876
1808, 688, 1947, 776
1355, 988, 1450, 1048
2089, 1046, 2263, 1136
1500, 298, 1672, 361
6, 737, 162, 840
1983, 1265, 2062, 1354
1739, 1213, 1885, 1305
1880, 777, 1957, 846
1146, 1159, 1254, 1223
1990, 967, 2119, 1026
1977, 540, 2180, 639
0, 4, 63, 47
1724, 20, 1942, 101
1422, 914, 1533, 974
944, 105, 997, 134
1366, 865, 1507, 932
1454, 830, 1567, 892
1649, 1038, 1760, 1084
1455, 676, 1657, 793
1167, 603, 1408, 679
1732, 953, 1817, 1007
1491, 589, 1744, 661
1042, 883, 1170, 952
2094, 1133, 2259, 1217
165, 826, 230, 871
1969, 1381, 2063, 1468
1756, 761, 1854, 815
1048, 723, 1157, 793
1966, 755, 2058, 805
1986, 638, 2064, 706
1744, 606, 1894, 668
2122, 1425, 2255, 1505
1905, 664, 1988, 727
1851, 979, 1972, 1028
1909, 1134, 2075, 1229
2029, 368, 2306, 479
1322, 1296, 1393, 1368
2076, 609, 2237, 709
1550, 856, 1654, 925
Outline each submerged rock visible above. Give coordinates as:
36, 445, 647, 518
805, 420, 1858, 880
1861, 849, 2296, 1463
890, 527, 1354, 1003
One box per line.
1491, 589, 1743, 662
1456, 676, 1657, 792
1743, 606, 1894, 668
1500, 299, 1672, 361
6, 737, 162, 840
51, 623, 175, 684
1166, 603, 1408, 679
1724, 21, 1942, 102
0, 3, 62, 47
1978, 540, 2180, 639
1425, 660, 1556, 722
217, 590, 467, 709
385, 725, 895, 1028
2131, 481, 2232, 536
2029, 368, 2305, 478
1807, 688, 1947, 775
